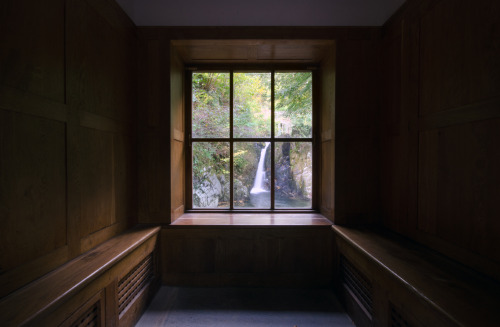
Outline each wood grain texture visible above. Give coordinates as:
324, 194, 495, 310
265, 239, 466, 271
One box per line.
335, 40, 380, 226
334, 226, 500, 327
0, 110, 67, 273
0, 0, 65, 102
170, 47, 185, 223
67, 0, 137, 120
1, 0, 138, 296
161, 226, 333, 287
381, 0, 500, 279
319, 44, 336, 222
172, 40, 334, 64
172, 213, 332, 226
138, 37, 171, 223
79, 127, 116, 237
419, 0, 500, 114
0, 226, 160, 326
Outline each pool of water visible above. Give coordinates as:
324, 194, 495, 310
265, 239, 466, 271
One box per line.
235, 192, 311, 209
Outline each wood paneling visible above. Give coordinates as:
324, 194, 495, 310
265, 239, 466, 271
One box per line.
139, 27, 382, 223
0, 227, 160, 326
0, 0, 65, 102
79, 127, 115, 237
172, 40, 334, 64
138, 37, 171, 223
0, 110, 67, 272
320, 44, 336, 221
419, 0, 500, 114
170, 47, 185, 223
381, 0, 500, 279
335, 39, 380, 225
67, 0, 137, 120
0, 0, 138, 296
162, 226, 333, 287
334, 226, 500, 327
419, 120, 500, 262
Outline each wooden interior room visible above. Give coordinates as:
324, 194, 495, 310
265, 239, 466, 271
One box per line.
1, 0, 499, 326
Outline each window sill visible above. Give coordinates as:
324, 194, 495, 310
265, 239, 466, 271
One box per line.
171, 213, 332, 226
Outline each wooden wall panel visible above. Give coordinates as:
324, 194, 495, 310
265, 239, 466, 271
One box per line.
0, 0, 65, 102
0, 110, 67, 272
335, 39, 380, 225
381, 0, 500, 279
0, 0, 138, 295
170, 47, 185, 222
419, 120, 500, 262
114, 133, 137, 226
67, 0, 136, 120
162, 227, 333, 287
138, 37, 171, 223
79, 127, 115, 237
420, 0, 500, 114
320, 44, 336, 221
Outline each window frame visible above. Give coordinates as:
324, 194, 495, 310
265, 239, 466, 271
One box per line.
185, 65, 319, 213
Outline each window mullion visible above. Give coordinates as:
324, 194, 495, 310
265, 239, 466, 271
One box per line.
271, 70, 275, 210
229, 70, 234, 210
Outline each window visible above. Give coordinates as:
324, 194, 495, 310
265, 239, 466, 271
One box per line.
187, 70, 314, 211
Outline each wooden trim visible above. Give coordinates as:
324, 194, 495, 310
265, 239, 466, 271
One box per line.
80, 222, 129, 254
173, 128, 184, 142
171, 204, 185, 223
333, 226, 500, 327
0, 226, 160, 326
0, 85, 67, 123
0, 245, 69, 298
79, 110, 126, 133
171, 213, 332, 226
59, 289, 105, 327
419, 97, 500, 130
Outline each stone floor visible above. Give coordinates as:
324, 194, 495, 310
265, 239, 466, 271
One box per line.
136, 286, 354, 327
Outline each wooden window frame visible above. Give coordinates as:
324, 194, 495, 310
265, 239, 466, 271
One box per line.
185, 65, 319, 213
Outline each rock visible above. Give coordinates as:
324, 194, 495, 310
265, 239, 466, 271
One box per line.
193, 173, 221, 207
233, 179, 249, 202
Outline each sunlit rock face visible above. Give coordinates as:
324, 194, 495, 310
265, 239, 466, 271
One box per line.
193, 173, 221, 208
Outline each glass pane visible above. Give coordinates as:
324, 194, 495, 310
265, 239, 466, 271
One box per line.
275, 142, 312, 208
192, 72, 230, 138
275, 72, 312, 138
192, 142, 229, 208
233, 73, 271, 138
233, 142, 271, 208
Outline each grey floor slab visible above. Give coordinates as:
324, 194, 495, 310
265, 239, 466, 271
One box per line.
136, 287, 354, 327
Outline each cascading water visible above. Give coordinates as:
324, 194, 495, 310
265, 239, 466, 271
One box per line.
250, 142, 270, 194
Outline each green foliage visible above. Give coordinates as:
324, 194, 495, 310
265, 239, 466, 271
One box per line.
192, 73, 230, 138
233, 73, 271, 138
275, 72, 312, 137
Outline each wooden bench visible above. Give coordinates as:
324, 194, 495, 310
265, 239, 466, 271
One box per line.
0, 226, 160, 326
333, 225, 500, 327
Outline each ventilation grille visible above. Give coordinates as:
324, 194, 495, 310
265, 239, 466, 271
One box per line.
70, 301, 100, 327
340, 255, 373, 316
118, 254, 154, 315
390, 304, 413, 327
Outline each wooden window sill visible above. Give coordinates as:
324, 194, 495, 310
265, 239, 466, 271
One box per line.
171, 213, 332, 226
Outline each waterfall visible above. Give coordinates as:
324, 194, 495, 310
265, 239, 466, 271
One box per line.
250, 142, 270, 194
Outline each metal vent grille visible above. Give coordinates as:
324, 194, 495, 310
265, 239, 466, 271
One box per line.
118, 254, 154, 315
340, 255, 373, 316
390, 304, 413, 327
71, 301, 100, 327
